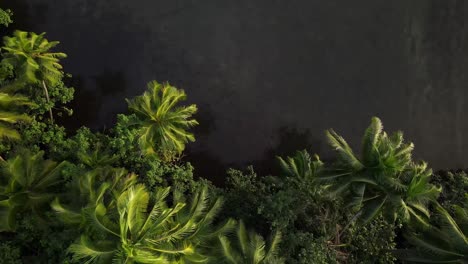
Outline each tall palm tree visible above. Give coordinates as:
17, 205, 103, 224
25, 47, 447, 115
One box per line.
67, 184, 234, 263
0, 150, 68, 231
320, 117, 440, 226
397, 202, 468, 263
125, 80, 198, 160
1, 30, 67, 122
0, 92, 33, 141
216, 220, 283, 264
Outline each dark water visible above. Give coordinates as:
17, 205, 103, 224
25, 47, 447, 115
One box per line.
3, 0, 468, 181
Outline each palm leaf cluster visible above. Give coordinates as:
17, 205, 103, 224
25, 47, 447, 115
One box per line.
51, 167, 137, 226
0, 150, 68, 231
399, 200, 468, 263
278, 149, 323, 195
126, 80, 198, 160
0, 92, 33, 140
1, 30, 66, 88
1, 30, 67, 122
321, 117, 440, 225
55, 169, 235, 263
216, 220, 283, 264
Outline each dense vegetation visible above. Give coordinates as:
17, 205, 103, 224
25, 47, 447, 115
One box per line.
0, 7, 467, 264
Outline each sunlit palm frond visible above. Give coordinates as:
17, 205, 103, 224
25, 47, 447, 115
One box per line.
320, 117, 440, 225
126, 80, 198, 160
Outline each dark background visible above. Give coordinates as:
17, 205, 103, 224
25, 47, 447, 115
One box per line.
3, 0, 468, 180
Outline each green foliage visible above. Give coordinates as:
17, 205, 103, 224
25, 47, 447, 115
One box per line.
0, 9, 12, 28
277, 150, 323, 195
125, 80, 198, 160
322, 117, 441, 226
0, 150, 70, 231
67, 183, 235, 263
5, 212, 76, 263
52, 167, 137, 226
398, 202, 468, 263
346, 215, 397, 264
216, 220, 283, 264
222, 166, 331, 262
1, 30, 66, 88
285, 234, 338, 264
1, 30, 73, 123
110, 115, 200, 193
0, 93, 33, 141
431, 170, 468, 209
0, 242, 21, 264
222, 150, 399, 263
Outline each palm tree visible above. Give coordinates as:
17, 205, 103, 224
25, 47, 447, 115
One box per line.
0, 150, 69, 231
216, 220, 283, 264
277, 150, 323, 195
397, 202, 468, 263
77, 146, 119, 169
51, 167, 137, 225
125, 80, 198, 160
67, 184, 234, 263
320, 117, 440, 226
1, 30, 67, 122
0, 92, 33, 141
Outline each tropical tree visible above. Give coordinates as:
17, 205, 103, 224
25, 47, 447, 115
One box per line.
277, 149, 324, 195
125, 80, 198, 160
1, 30, 67, 122
66, 183, 234, 263
397, 201, 468, 263
0, 92, 33, 141
77, 146, 119, 169
0, 150, 68, 231
320, 117, 441, 226
0, 8, 12, 27
216, 220, 283, 264
51, 167, 137, 225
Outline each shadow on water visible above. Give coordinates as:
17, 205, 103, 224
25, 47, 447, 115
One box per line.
184, 103, 227, 185
249, 126, 322, 177
57, 71, 128, 131
186, 121, 322, 186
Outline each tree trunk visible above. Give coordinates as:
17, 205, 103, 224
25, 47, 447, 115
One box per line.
41, 80, 54, 123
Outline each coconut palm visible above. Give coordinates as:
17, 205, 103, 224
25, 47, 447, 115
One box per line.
397, 201, 468, 263
51, 167, 137, 225
320, 117, 440, 225
125, 80, 198, 160
216, 220, 283, 264
0, 92, 33, 140
277, 149, 323, 195
68, 184, 234, 263
1, 30, 67, 122
0, 150, 68, 231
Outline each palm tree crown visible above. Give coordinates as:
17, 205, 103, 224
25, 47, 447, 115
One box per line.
2, 30, 66, 87
0, 150, 68, 231
66, 182, 234, 263
216, 220, 283, 264
321, 117, 440, 225
126, 80, 198, 159
399, 201, 468, 263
